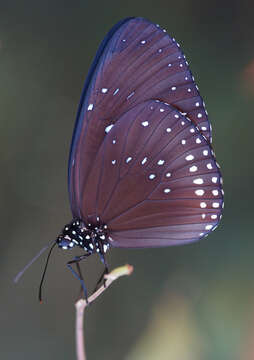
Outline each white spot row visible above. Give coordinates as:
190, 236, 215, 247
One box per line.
195, 189, 220, 197
201, 214, 218, 220
200, 201, 220, 208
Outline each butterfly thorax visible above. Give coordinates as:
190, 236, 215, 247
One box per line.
56, 219, 110, 254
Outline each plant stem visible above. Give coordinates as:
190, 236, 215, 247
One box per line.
75, 264, 134, 360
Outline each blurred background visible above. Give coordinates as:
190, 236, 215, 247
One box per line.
1, 1, 254, 359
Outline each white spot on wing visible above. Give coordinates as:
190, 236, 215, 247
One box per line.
127, 91, 135, 99
212, 202, 220, 208
193, 178, 204, 185
141, 157, 147, 165
205, 225, 213, 230
195, 189, 204, 196
190, 165, 198, 172
142, 121, 149, 127
87, 104, 93, 111
105, 124, 114, 133
185, 154, 194, 161
149, 174, 156, 180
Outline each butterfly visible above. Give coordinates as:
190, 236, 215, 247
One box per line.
15, 17, 224, 300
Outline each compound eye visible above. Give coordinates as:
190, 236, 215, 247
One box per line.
57, 235, 73, 248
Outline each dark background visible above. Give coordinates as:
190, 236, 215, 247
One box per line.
1, 1, 254, 359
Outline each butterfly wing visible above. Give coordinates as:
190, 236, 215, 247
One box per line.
80, 100, 223, 247
68, 17, 211, 218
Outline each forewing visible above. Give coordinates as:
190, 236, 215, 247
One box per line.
68, 17, 211, 218
81, 100, 223, 248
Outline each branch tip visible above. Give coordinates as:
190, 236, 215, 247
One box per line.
75, 264, 134, 360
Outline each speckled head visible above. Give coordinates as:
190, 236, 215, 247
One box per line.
56, 219, 110, 255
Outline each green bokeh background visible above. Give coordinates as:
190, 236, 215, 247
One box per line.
1, 1, 254, 359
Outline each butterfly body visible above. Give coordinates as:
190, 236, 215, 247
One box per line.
57, 219, 110, 254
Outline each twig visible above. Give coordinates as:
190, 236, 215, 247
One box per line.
75, 264, 134, 360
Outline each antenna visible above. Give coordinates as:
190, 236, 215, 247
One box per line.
13, 239, 56, 283
38, 242, 57, 302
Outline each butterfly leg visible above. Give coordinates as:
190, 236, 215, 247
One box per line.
67, 254, 91, 302
92, 254, 109, 293
75, 262, 86, 301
